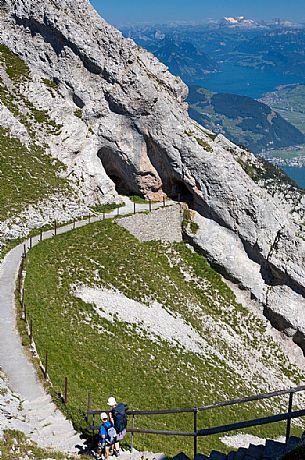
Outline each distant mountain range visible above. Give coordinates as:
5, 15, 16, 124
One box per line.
121, 22, 305, 154
216, 16, 300, 29
121, 20, 305, 76
143, 37, 216, 81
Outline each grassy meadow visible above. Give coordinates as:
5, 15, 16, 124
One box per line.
20, 218, 305, 457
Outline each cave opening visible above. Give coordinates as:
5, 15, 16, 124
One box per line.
98, 146, 139, 196
107, 173, 131, 195
169, 180, 194, 204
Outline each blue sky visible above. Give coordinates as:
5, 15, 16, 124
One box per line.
90, 0, 305, 25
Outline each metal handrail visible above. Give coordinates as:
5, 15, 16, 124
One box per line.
87, 384, 305, 458
87, 384, 305, 416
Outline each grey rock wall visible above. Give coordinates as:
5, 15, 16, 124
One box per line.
0, 0, 304, 350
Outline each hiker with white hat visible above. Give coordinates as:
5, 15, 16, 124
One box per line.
107, 396, 128, 457
96, 411, 117, 460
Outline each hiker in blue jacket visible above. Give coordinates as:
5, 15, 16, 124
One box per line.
96, 412, 116, 460
107, 396, 128, 457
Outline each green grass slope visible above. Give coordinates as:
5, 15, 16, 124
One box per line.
261, 84, 305, 135
0, 44, 69, 223
22, 219, 305, 457
0, 127, 67, 221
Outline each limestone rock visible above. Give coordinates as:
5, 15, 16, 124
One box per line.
0, 0, 304, 349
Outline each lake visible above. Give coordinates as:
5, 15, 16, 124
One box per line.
194, 63, 305, 187
195, 63, 305, 99
282, 166, 305, 190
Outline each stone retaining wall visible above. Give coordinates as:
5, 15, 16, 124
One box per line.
116, 204, 182, 242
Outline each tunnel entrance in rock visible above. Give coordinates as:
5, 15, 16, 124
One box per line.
107, 173, 130, 195
98, 146, 139, 196
170, 180, 194, 204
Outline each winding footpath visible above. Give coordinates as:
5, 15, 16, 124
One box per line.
0, 198, 174, 454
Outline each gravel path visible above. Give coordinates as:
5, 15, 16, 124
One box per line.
0, 198, 174, 453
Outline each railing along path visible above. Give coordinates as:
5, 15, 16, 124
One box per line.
87, 385, 305, 458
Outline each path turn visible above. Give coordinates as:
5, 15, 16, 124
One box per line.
0, 198, 174, 453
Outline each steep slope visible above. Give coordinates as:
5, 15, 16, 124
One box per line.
261, 84, 305, 135
188, 85, 305, 153
23, 216, 305, 456
0, 0, 304, 358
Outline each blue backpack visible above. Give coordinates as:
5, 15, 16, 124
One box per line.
102, 421, 117, 444
112, 403, 128, 433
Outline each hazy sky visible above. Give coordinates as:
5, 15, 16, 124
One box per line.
90, 0, 305, 26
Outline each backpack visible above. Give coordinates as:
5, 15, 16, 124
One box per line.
104, 422, 117, 444
112, 403, 128, 433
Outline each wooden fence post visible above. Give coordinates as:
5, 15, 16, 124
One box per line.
29, 319, 33, 343
149, 200, 152, 212
131, 414, 135, 453
44, 351, 48, 379
23, 244, 27, 258
18, 270, 21, 294
29, 236, 32, 249
134, 201, 136, 214
24, 303, 27, 322
64, 377, 68, 404
20, 254, 25, 273
194, 408, 198, 459
40, 229, 43, 242
103, 210, 105, 220
285, 392, 294, 444
163, 195, 166, 207
87, 392, 91, 424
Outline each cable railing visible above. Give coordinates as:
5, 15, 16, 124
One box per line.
87, 385, 305, 458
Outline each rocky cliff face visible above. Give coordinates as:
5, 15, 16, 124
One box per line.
0, 0, 304, 351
